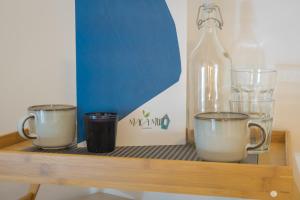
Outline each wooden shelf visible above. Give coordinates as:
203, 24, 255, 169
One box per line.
0, 130, 299, 200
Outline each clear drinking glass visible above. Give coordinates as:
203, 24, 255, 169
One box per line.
231, 67, 277, 100
230, 99, 274, 153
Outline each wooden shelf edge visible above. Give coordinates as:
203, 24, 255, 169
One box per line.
0, 130, 297, 199
0, 150, 294, 200
0, 131, 24, 149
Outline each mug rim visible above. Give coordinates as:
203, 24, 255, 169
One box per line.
194, 112, 249, 121
28, 104, 76, 111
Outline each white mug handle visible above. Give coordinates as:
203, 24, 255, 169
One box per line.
17, 114, 38, 139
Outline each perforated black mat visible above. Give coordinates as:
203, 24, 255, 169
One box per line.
24, 144, 258, 164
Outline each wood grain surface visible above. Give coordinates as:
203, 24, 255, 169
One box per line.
0, 130, 298, 199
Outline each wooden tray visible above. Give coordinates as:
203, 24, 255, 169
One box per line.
0, 130, 299, 200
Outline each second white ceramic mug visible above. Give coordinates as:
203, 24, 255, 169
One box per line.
194, 112, 266, 162
17, 104, 76, 149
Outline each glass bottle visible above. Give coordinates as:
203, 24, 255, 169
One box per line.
230, 0, 265, 67
187, 3, 232, 143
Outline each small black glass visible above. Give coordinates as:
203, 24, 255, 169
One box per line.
84, 112, 118, 153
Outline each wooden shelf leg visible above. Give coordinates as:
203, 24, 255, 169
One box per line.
19, 184, 40, 200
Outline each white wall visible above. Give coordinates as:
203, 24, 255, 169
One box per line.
0, 0, 76, 134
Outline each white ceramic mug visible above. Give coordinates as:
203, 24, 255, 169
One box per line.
194, 112, 266, 162
17, 104, 76, 149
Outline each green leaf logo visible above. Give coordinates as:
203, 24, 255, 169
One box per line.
142, 110, 150, 118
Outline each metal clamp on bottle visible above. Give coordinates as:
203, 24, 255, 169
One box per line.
196, 3, 223, 30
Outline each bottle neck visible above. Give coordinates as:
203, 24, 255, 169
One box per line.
197, 4, 223, 39
198, 19, 221, 49
201, 19, 219, 36
194, 18, 228, 60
